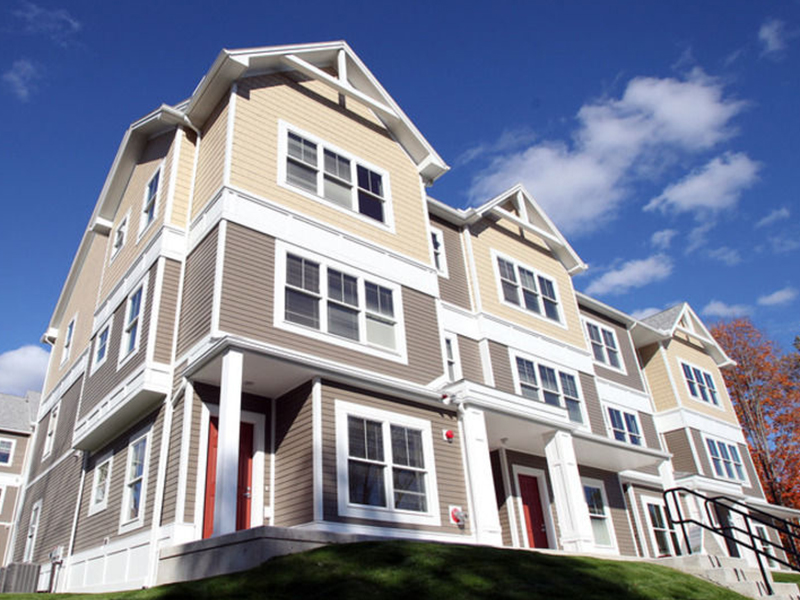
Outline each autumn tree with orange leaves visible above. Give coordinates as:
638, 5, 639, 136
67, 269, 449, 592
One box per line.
710, 319, 800, 509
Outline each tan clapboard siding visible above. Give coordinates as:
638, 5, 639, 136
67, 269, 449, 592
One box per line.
663, 429, 698, 475
99, 131, 176, 301
665, 336, 739, 425
160, 393, 185, 525
639, 343, 678, 414
639, 412, 661, 450
0, 486, 18, 522
0, 526, 9, 564
320, 381, 470, 536
219, 223, 442, 385
739, 443, 765, 499
579, 373, 607, 437
579, 466, 636, 556
504, 450, 561, 549
579, 306, 645, 392
183, 387, 203, 523
690, 428, 712, 477
73, 408, 162, 553
468, 219, 586, 350
457, 335, 483, 383
0, 432, 29, 475
631, 483, 665, 557
44, 235, 106, 396
28, 375, 82, 481
227, 72, 431, 265
191, 96, 228, 220
13, 455, 82, 563
154, 259, 181, 363
176, 227, 217, 357
168, 129, 198, 228
273, 383, 314, 527
432, 216, 471, 310
489, 341, 515, 395
489, 451, 513, 547
80, 267, 156, 420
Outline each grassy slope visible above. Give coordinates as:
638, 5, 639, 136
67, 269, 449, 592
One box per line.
3, 541, 754, 600
773, 570, 800, 584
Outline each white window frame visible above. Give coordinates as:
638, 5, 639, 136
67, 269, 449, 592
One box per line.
110, 212, 129, 262
704, 436, 748, 484
91, 318, 113, 374
274, 243, 408, 363
138, 165, 162, 239
641, 494, 683, 558
334, 400, 440, 526
61, 315, 76, 365
581, 477, 618, 552
0, 437, 16, 466
604, 405, 643, 446
582, 317, 626, 374
88, 452, 114, 516
491, 250, 564, 326
0, 486, 5, 515
118, 278, 148, 368
430, 226, 448, 278
679, 360, 720, 406
23, 498, 42, 562
443, 333, 462, 382
41, 403, 59, 461
277, 121, 395, 232
119, 424, 152, 534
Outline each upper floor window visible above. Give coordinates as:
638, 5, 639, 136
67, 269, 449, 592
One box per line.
89, 453, 113, 515
139, 168, 161, 236
111, 215, 128, 260
514, 355, 583, 424
680, 362, 719, 406
584, 320, 622, 370
706, 438, 746, 482
0, 437, 15, 466
495, 255, 560, 322
430, 227, 448, 277
61, 317, 76, 365
92, 320, 112, 373
282, 125, 391, 226
42, 403, 59, 460
120, 426, 150, 533
606, 407, 642, 446
120, 284, 145, 362
443, 334, 461, 382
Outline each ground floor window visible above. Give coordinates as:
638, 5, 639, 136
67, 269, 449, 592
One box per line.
582, 478, 616, 550
644, 498, 682, 557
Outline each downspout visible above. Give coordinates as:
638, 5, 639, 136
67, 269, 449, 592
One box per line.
60, 451, 87, 592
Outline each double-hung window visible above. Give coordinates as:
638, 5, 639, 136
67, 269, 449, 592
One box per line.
0, 438, 15, 466
495, 255, 560, 322
443, 334, 461, 382
23, 499, 42, 562
644, 498, 682, 557
680, 362, 719, 405
583, 479, 615, 550
514, 356, 584, 424
120, 428, 150, 532
283, 126, 390, 226
92, 321, 111, 372
430, 227, 448, 277
111, 215, 128, 260
584, 321, 622, 370
121, 284, 145, 361
89, 453, 113, 515
706, 438, 746, 482
607, 408, 642, 446
140, 168, 161, 235
61, 317, 75, 364
42, 404, 59, 460
335, 401, 439, 525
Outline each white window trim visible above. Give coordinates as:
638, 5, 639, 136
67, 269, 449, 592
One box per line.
512, 465, 557, 550
118, 277, 148, 369
603, 403, 643, 447
334, 400, 441, 526
277, 121, 395, 233
581, 476, 618, 553
640, 493, 683, 558
0, 437, 16, 466
23, 498, 43, 562
274, 242, 408, 364
703, 434, 749, 485
679, 360, 722, 408
491, 250, 566, 329
0, 486, 5, 515
61, 315, 77, 365
91, 317, 113, 375
110, 211, 130, 263
119, 424, 152, 534
88, 452, 114, 516
582, 317, 627, 375
41, 403, 60, 461
430, 226, 449, 278
137, 164, 163, 241
443, 332, 462, 383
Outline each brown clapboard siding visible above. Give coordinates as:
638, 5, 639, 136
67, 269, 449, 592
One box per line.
457, 335, 483, 383
191, 95, 229, 220
432, 216, 471, 310
273, 383, 313, 527
176, 227, 217, 357
631, 483, 664, 557
28, 376, 83, 481
0, 487, 18, 522
579, 466, 637, 557
663, 429, 699, 475
690, 429, 712, 477
740, 444, 765, 499
0, 526, 9, 564
218, 223, 443, 385
579, 373, 606, 437
0, 432, 28, 475
183, 387, 203, 523
639, 412, 661, 450
504, 451, 561, 549
579, 306, 645, 392
160, 393, 185, 525
320, 381, 469, 536
490, 451, 513, 547
154, 259, 181, 364
80, 267, 156, 420
489, 341, 515, 395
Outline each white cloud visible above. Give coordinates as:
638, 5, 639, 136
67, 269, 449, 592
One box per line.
651, 229, 678, 250
645, 152, 760, 215
758, 286, 798, 306
759, 18, 787, 58
2, 59, 40, 101
768, 235, 800, 254
12, 1, 81, 46
630, 307, 662, 320
584, 254, 673, 296
456, 127, 537, 167
0, 345, 49, 396
686, 222, 714, 253
755, 207, 790, 228
707, 246, 742, 266
701, 300, 751, 318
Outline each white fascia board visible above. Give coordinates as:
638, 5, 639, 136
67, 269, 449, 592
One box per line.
595, 379, 654, 414
575, 292, 637, 329
653, 408, 746, 444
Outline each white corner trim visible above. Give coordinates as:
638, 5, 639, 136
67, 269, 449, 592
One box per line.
223, 83, 237, 187
312, 377, 323, 522
174, 380, 193, 524
163, 129, 183, 227
145, 258, 166, 364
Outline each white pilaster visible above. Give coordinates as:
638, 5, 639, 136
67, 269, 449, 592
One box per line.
543, 430, 594, 552
460, 406, 503, 544
213, 349, 243, 536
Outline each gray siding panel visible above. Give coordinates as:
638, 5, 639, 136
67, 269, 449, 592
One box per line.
160, 393, 185, 525
183, 388, 202, 523
176, 227, 217, 357
432, 216, 471, 310
639, 412, 661, 451
579, 306, 645, 392
664, 429, 699, 475
690, 428, 712, 477
489, 341, 514, 395
29, 375, 83, 481
739, 444, 765, 499
457, 335, 483, 383
579, 466, 637, 557
579, 372, 607, 437
0, 487, 18, 522
154, 259, 181, 364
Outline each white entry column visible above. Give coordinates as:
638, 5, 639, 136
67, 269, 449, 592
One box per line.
213, 349, 243, 536
543, 430, 594, 552
460, 406, 503, 545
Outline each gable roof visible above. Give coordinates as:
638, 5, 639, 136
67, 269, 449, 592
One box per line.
0, 391, 39, 433
642, 303, 734, 367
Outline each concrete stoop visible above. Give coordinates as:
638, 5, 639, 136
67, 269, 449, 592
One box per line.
657, 555, 800, 600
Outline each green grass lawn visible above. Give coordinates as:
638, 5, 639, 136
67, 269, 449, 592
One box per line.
1, 541, 756, 600
773, 570, 800, 584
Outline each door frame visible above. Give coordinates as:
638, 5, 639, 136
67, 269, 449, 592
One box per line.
195, 403, 266, 539
512, 465, 556, 549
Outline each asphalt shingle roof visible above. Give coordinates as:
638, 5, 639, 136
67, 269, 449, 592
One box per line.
641, 304, 685, 332
0, 391, 39, 433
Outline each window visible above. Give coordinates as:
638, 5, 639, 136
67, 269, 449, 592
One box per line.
443, 334, 461, 382
335, 400, 439, 525
42, 404, 59, 460
514, 356, 584, 424
606, 408, 642, 446
121, 284, 144, 361
754, 525, 778, 568
92, 321, 112, 372
680, 362, 719, 405
583, 479, 615, 549
89, 453, 113, 515
645, 499, 682, 557
584, 320, 622, 370
23, 499, 42, 562
111, 215, 128, 260
140, 168, 161, 235
706, 438, 746, 482
120, 428, 150, 532
430, 227, 448, 277
282, 126, 391, 225
280, 250, 403, 354
495, 255, 560, 322
0, 438, 15, 466
61, 317, 75, 364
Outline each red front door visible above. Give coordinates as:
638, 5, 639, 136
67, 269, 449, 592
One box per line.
202, 418, 254, 539
519, 474, 549, 548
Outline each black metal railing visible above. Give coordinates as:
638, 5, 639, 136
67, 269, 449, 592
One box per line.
663, 486, 800, 596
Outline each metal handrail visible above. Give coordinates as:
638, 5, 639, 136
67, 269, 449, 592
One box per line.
663, 487, 800, 596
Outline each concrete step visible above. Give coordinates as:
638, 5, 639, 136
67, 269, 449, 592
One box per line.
772, 581, 800, 598
659, 554, 753, 572
682, 566, 762, 584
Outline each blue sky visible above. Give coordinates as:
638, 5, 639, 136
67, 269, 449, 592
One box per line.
0, 0, 798, 395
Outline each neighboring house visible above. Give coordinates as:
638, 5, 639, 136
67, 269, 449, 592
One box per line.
0, 391, 39, 566
11, 41, 797, 593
